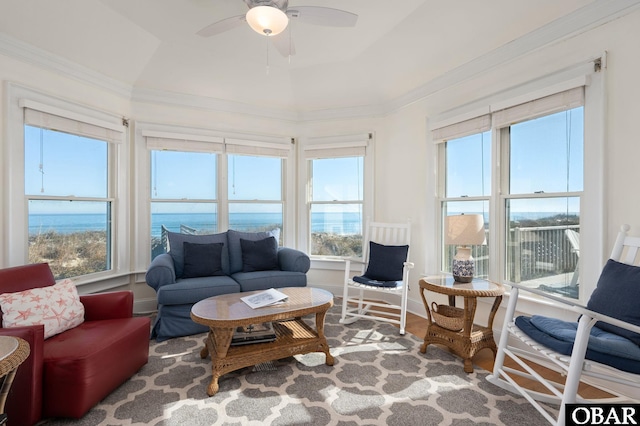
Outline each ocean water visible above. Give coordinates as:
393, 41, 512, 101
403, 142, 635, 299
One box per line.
28, 212, 363, 237
28, 211, 574, 237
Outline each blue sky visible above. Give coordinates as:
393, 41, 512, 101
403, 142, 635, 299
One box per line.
26, 106, 582, 216
446, 107, 583, 215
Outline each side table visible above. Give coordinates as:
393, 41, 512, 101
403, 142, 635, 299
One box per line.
0, 336, 30, 418
419, 275, 504, 373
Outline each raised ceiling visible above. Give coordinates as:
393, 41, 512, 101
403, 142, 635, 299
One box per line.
0, 0, 637, 117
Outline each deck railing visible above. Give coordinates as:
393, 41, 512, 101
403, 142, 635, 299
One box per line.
445, 225, 580, 284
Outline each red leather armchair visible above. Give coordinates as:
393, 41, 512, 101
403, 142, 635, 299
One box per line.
0, 263, 151, 425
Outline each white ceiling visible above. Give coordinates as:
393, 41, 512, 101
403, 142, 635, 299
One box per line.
0, 0, 634, 115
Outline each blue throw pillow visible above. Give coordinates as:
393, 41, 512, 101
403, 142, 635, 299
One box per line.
240, 237, 279, 272
182, 242, 225, 278
364, 241, 409, 282
228, 229, 280, 274
587, 259, 640, 345
167, 231, 230, 278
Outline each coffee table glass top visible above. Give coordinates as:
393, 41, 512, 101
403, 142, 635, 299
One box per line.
0, 336, 18, 362
191, 287, 333, 322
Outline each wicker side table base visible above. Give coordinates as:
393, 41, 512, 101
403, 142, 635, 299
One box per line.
420, 322, 497, 373
419, 276, 504, 373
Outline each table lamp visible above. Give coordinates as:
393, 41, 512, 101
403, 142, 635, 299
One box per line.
445, 214, 486, 282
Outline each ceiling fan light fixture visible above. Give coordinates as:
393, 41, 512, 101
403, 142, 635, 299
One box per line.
246, 6, 289, 36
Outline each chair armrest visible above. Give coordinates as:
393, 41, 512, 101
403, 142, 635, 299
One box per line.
509, 282, 586, 309
277, 247, 310, 273
573, 306, 640, 335
0, 325, 44, 426
145, 253, 176, 291
80, 291, 133, 321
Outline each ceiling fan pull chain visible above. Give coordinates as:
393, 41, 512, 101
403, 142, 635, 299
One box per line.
288, 24, 292, 64
266, 35, 270, 75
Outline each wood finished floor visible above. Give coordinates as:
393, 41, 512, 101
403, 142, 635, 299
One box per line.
356, 302, 612, 400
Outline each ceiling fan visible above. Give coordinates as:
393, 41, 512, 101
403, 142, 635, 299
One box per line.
196, 0, 358, 57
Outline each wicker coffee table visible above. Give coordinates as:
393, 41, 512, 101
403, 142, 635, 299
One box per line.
191, 287, 334, 396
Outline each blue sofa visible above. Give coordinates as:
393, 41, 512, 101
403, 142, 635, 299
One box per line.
145, 229, 310, 341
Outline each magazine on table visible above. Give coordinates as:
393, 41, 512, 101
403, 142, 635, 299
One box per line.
231, 322, 276, 346
240, 288, 289, 309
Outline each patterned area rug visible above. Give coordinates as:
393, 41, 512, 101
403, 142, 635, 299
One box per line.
44, 303, 554, 425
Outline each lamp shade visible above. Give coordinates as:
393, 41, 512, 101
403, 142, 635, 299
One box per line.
445, 214, 486, 246
246, 6, 289, 36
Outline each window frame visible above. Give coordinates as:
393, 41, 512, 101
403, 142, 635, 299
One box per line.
498, 104, 584, 292
432, 64, 605, 306
135, 123, 295, 268
301, 133, 374, 264
4, 83, 127, 284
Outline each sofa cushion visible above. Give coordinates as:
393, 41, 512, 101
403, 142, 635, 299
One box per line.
587, 259, 640, 345
156, 276, 241, 305
364, 241, 409, 282
232, 270, 307, 292
168, 231, 230, 278
0, 279, 85, 339
240, 237, 279, 272
227, 229, 280, 274
182, 242, 225, 278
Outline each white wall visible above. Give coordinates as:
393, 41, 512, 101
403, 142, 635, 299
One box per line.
1, 9, 639, 322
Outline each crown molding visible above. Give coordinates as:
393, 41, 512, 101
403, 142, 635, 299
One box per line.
0, 33, 132, 98
0, 0, 638, 122
131, 87, 300, 123
383, 0, 640, 116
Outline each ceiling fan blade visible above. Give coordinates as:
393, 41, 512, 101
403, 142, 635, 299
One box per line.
196, 14, 246, 37
272, 32, 296, 57
287, 6, 358, 27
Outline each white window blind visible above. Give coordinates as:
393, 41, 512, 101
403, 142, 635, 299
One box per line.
303, 133, 370, 159
143, 131, 224, 153
493, 87, 584, 128
225, 138, 291, 158
431, 114, 491, 143
23, 107, 124, 144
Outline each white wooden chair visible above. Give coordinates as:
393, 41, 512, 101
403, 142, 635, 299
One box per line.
340, 220, 414, 334
487, 224, 640, 425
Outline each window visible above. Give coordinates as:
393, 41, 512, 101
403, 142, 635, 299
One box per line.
440, 128, 491, 278
150, 150, 218, 258
144, 132, 292, 258
23, 106, 123, 280
228, 154, 283, 239
436, 84, 592, 300
503, 106, 583, 298
304, 135, 370, 257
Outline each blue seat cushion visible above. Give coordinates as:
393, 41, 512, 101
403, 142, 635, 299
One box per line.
515, 315, 640, 374
352, 275, 400, 288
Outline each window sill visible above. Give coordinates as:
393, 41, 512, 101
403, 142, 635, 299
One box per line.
310, 257, 348, 271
